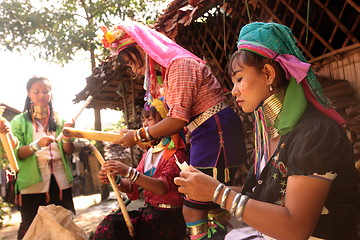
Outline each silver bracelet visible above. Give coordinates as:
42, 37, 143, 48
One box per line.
220, 187, 231, 209
229, 192, 242, 215
125, 167, 133, 178
212, 183, 225, 203
144, 126, 153, 141
29, 140, 41, 152
235, 194, 250, 221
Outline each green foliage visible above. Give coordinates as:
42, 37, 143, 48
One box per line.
0, 0, 168, 65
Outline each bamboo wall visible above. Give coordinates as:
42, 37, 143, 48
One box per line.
314, 48, 360, 99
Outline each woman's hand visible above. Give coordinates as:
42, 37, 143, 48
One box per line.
63, 119, 75, 128
117, 130, 136, 148
37, 136, 55, 148
98, 167, 110, 184
174, 166, 221, 202
101, 160, 130, 177
0, 118, 11, 134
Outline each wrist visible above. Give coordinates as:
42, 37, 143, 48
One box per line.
29, 140, 41, 152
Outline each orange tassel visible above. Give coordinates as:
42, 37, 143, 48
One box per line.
213, 167, 218, 180
224, 168, 230, 183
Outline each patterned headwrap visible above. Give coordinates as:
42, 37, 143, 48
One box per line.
100, 26, 136, 55
237, 22, 345, 179
237, 22, 345, 133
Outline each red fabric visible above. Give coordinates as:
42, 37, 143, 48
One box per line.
127, 149, 188, 207
302, 80, 345, 126
164, 58, 226, 123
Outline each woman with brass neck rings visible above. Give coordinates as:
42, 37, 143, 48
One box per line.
175, 22, 358, 240
11, 76, 76, 239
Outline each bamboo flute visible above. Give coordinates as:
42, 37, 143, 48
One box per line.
56, 95, 93, 141
89, 144, 135, 237
0, 107, 19, 172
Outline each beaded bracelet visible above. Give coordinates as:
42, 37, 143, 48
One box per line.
212, 183, 225, 203
235, 194, 250, 221
29, 140, 41, 152
229, 193, 242, 215
62, 137, 71, 143
220, 187, 231, 209
115, 175, 122, 185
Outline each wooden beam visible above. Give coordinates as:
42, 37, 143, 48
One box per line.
312, 0, 358, 43
278, 0, 335, 52
308, 42, 360, 63
346, 0, 360, 13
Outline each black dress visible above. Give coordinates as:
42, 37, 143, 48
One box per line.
242, 103, 359, 240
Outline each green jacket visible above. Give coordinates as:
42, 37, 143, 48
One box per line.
10, 112, 73, 193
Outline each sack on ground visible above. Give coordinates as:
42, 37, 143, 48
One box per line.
23, 204, 87, 240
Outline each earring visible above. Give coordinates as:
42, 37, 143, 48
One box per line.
269, 85, 273, 91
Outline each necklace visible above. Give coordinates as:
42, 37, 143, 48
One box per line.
262, 89, 286, 139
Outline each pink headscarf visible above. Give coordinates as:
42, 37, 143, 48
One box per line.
116, 21, 204, 68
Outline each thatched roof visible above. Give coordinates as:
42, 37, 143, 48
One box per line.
73, 0, 359, 127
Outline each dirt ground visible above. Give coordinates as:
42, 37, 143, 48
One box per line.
0, 192, 145, 240
0, 192, 242, 240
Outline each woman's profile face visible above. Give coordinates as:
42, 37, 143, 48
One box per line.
27, 80, 52, 107
120, 47, 146, 76
231, 57, 271, 113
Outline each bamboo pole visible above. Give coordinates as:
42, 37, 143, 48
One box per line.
89, 144, 135, 237
0, 106, 19, 172
62, 128, 125, 142
56, 95, 93, 141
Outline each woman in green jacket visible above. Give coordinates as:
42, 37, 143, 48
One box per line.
11, 76, 75, 239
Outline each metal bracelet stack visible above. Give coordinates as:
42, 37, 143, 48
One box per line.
220, 187, 231, 209
229, 192, 242, 215
234, 194, 250, 221
212, 183, 225, 203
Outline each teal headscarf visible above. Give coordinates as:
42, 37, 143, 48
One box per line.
238, 22, 329, 107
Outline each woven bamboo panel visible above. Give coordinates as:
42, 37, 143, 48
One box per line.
173, 0, 359, 90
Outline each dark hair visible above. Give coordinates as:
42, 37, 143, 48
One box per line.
117, 44, 144, 69
24, 76, 57, 132
141, 106, 159, 120
228, 50, 288, 89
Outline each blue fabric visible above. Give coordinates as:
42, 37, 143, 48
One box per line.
189, 107, 246, 170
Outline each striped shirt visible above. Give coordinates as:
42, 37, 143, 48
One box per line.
163, 58, 226, 122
